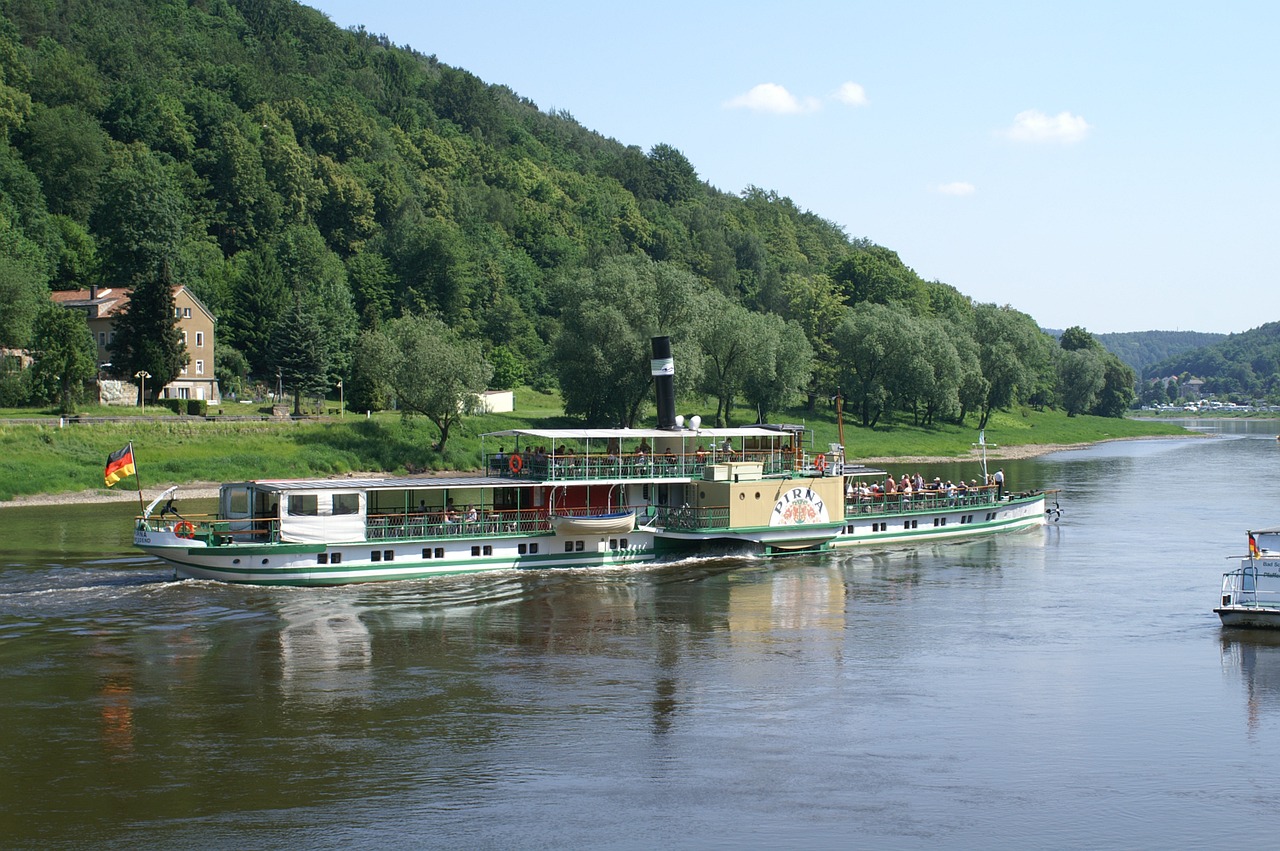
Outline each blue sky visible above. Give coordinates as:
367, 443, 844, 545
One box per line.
308, 0, 1277, 335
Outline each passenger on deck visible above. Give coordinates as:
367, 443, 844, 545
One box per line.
664, 448, 677, 469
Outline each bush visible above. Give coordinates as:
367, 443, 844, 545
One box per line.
0, 370, 32, 407
158, 398, 184, 414
187, 399, 207, 416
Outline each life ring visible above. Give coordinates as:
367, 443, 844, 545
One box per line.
509, 453, 524, 474
815, 453, 827, 473
174, 520, 196, 539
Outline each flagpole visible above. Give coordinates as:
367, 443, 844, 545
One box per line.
131, 441, 145, 515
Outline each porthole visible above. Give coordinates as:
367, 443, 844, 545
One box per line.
739, 493, 746, 501
261, 558, 269, 565
755, 492, 761, 500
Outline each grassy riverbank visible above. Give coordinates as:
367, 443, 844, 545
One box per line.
0, 392, 1191, 503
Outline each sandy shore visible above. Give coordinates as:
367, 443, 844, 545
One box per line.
2, 435, 1201, 509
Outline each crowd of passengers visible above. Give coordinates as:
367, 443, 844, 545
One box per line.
847, 471, 1003, 503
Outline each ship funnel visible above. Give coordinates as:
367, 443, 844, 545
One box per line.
651, 336, 677, 430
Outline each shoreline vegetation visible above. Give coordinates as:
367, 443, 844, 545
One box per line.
0, 388, 1199, 508
5, 436, 1184, 508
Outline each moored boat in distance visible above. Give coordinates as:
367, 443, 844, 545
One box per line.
1216, 530, 1280, 628
132, 336, 1053, 585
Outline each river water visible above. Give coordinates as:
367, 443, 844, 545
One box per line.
3, 421, 1280, 850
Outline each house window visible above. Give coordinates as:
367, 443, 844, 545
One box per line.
180, 363, 188, 374
98, 332, 106, 346
196, 331, 204, 347
195, 360, 204, 375
182, 331, 188, 344
183, 307, 191, 318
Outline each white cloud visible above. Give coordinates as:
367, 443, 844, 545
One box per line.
1004, 109, 1091, 143
936, 181, 976, 196
724, 83, 821, 114
833, 81, 868, 107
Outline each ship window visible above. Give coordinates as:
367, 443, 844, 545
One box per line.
471, 546, 481, 556
575, 540, 584, 552
318, 553, 329, 564
332, 493, 358, 515
912, 520, 918, 529
565, 541, 574, 553
620, 538, 628, 549
904, 521, 911, 530
383, 550, 394, 561
423, 548, 432, 559
332, 552, 342, 564
755, 492, 761, 499
610, 539, 618, 550
288, 494, 318, 516
529, 543, 538, 554
483, 545, 492, 556
371, 550, 381, 561
434, 548, 443, 559
519, 544, 527, 554
232, 558, 240, 565
261, 558, 269, 565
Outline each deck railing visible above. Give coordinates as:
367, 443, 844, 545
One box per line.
367, 507, 550, 540
652, 504, 731, 531
843, 488, 999, 517
488, 452, 798, 482
1222, 567, 1280, 608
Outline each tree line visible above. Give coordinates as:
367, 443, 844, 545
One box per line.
0, 0, 1133, 439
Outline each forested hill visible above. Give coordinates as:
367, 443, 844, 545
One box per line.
1095, 330, 1226, 377
1141, 323, 1280, 399
0, 0, 1134, 429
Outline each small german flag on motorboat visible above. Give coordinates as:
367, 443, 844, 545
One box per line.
104, 443, 136, 487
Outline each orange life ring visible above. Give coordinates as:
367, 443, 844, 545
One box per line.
174, 520, 196, 538
509, 453, 524, 474
815, 453, 827, 472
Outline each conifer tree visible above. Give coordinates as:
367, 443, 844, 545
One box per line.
107, 264, 188, 404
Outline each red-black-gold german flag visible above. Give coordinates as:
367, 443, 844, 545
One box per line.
104, 443, 136, 487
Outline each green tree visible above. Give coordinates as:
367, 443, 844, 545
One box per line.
19, 104, 110, 223
29, 302, 95, 413
224, 247, 288, 376
741, 316, 813, 423
551, 256, 705, 426
268, 301, 331, 416
108, 266, 188, 403
832, 302, 920, 427
91, 144, 187, 287
972, 304, 1055, 429
1058, 348, 1105, 416
357, 313, 492, 451
0, 223, 48, 348
1091, 355, 1137, 417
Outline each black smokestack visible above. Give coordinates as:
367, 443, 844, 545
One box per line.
651, 336, 676, 429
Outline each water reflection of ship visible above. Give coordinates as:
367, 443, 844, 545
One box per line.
1220, 631, 1280, 734
278, 598, 373, 704
726, 565, 845, 638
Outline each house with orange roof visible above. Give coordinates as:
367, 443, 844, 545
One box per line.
51, 285, 221, 404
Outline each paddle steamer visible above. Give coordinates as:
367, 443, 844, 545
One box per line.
133, 338, 1050, 585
